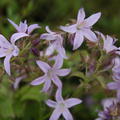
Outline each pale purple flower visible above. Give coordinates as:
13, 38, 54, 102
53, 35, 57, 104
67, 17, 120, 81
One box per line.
40, 26, 67, 59
101, 98, 117, 110
96, 98, 117, 120
31, 55, 71, 92
60, 8, 101, 50
46, 89, 82, 120
99, 33, 118, 54
8, 19, 40, 35
96, 111, 111, 120
96, 31, 120, 55
0, 33, 28, 75
103, 35, 118, 53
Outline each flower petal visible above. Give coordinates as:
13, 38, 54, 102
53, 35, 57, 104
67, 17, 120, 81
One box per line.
0, 35, 11, 57
46, 26, 55, 34
95, 118, 102, 120
28, 24, 40, 34
82, 29, 97, 42
30, 75, 46, 85
53, 55, 63, 69
4, 54, 12, 76
62, 109, 73, 120
49, 108, 62, 120
56, 69, 71, 76
56, 45, 68, 59
42, 79, 51, 92
0, 34, 11, 47
45, 44, 55, 56
73, 31, 84, 50
52, 75, 62, 89
103, 35, 117, 53
95, 31, 105, 40
77, 8, 85, 24
107, 82, 120, 90
60, 24, 77, 34
55, 88, 63, 102
40, 33, 56, 40
65, 98, 82, 108
45, 99, 57, 108
36, 60, 51, 73
19, 21, 28, 33
84, 12, 101, 27
10, 33, 29, 44
0, 51, 6, 57
112, 57, 120, 71
8, 19, 19, 31
117, 89, 120, 101
13, 75, 26, 90
102, 98, 117, 110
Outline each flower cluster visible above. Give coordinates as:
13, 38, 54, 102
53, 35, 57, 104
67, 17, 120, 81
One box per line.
1, 8, 120, 120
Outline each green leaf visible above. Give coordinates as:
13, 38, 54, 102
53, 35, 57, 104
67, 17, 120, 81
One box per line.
16, 85, 47, 102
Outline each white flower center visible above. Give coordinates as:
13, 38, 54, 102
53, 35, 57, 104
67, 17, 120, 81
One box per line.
4, 47, 14, 55
47, 68, 55, 78
4, 45, 19, 56
58, 102, 66, 112
77, 21, 85, 30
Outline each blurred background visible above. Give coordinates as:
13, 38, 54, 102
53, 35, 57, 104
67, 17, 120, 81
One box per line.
1, 0, 120, 38
0, 0, 119, 120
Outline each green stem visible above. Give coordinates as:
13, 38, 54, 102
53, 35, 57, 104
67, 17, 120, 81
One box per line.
11, 42, 31, 62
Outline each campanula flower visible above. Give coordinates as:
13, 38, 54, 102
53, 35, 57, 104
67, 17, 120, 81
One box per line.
40, 26, 67, 59
31, 55, 71, 92
96, 32, 120, 54
96, 98, 117, 120
8, 19, 40, 35
46, 89, 82, 120
60, 8, 101, 50
0, 33, 28, 75
100, 34, 118, 54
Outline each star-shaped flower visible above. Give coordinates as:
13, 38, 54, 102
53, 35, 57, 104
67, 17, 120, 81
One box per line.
97, 32, 118, 54
46, 89, 82, 120
60, 8, 101, 50
96, 98, 117, 120
0, 33, 28, 75
40, 26, 67, 59
31, 55, 71, 92
103, 35, 118, 53
8, 19, 40, 35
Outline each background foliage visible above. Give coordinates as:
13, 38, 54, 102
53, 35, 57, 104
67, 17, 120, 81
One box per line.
0, 0, 119, 120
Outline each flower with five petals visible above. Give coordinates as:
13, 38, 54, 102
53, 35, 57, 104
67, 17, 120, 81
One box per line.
8, 19, 40, 35
60, 8, 101, 50
0, 33, 28, 75
31, 55, 71, 92
46, 89, 82, 120
40, 26, 67, 59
